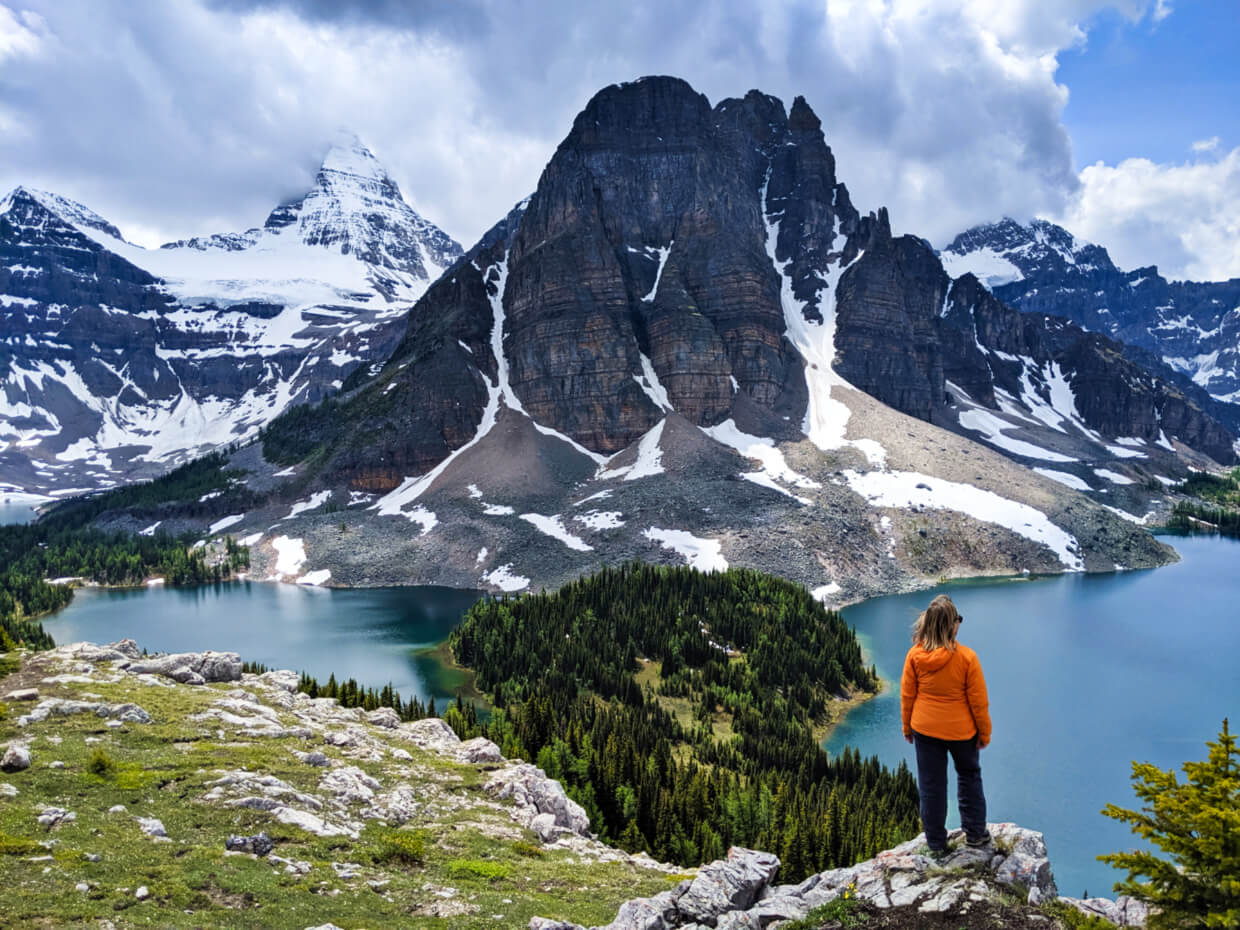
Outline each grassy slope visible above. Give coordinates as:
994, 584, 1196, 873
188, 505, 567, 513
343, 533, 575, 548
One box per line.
0, 653, 677, 929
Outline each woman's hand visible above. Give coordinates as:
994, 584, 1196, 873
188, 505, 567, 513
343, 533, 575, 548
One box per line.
905, 733, 914, 744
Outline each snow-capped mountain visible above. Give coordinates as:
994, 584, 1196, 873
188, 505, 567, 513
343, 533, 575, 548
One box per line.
144, 78, 1213, 601
942, 218, 1240, 414
0, 138, 462, 495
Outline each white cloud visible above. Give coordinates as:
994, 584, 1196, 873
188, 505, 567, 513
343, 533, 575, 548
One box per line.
1057, 147, 1240, 281
1191, 136, 1220, 154
0, 0, 1180, 268
0, 6, 44, 60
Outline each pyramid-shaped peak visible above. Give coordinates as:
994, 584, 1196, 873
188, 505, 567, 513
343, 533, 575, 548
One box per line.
318, 132, 391, 184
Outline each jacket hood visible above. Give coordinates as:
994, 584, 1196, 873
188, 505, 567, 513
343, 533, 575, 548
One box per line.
911, 644, 957, 672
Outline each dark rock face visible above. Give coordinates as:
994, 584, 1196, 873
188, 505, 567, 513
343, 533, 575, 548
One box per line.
285, 77, 1235, 494
303, 76, 887, 485
833, 223, 950, 423
939, 275, 1237, 463
943, 218, 1240, 428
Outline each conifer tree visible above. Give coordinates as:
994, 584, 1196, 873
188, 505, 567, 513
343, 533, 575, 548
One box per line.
1099, 719, 1239, 928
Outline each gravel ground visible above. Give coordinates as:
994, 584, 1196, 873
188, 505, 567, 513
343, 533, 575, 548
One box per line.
224, 396, 1176, 603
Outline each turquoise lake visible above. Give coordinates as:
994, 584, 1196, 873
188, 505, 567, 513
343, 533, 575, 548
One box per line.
826, 532, 1239, 899
44, 583, 481, 707
39, 533, 1238, 898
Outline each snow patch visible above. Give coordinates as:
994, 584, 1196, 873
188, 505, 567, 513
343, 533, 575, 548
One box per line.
519, 513, 593, 551
703, 419, 821, 499
1093, 468, 1135, 486
574, 510, 625, 530
957, 408, 1078, 462
597, 420, 665, 481
287, 490, 331, 519
762, 167, 885, 467
812, 582, 842, 602
297, 569, 331, 586
843, 470, 1083, 570
643, 527, 728, 573
481, 564, 529, 592
208, 514, 245, 534
271, 536, 307, 576
1033, 468, 1092, 491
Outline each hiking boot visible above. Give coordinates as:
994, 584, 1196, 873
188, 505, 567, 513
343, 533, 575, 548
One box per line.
966, 832, 992, 849
926, 847, 949, 861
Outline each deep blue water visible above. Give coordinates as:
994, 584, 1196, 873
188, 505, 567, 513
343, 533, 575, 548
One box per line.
44, 583, 481, 707
826, 533, 1240, 899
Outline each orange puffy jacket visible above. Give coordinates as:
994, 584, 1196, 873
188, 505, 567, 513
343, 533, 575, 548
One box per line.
900, 642, 991, 746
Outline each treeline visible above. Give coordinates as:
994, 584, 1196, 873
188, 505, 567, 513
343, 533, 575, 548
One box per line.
39, 451, 259, 530
261, 397, 341, 465
242, 660, 464, 728
1167, 501, 1240, 537
448, 563, 920, 881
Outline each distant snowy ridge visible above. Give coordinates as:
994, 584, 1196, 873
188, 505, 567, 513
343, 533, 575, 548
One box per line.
0, 137, 463, 493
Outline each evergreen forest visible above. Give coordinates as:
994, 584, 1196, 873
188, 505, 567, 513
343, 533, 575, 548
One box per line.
446, 563, 921, 881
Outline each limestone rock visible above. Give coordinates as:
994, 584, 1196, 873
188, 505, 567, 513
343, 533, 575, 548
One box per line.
16, 697, 150, 727
4, 688, 38, 701
366, 706, 401, 729
1, 743, 31, 772
991, 823, 1058, 904
677, 847, 780, 923
126, 650, 241, 684
0, 782, 17, 796
1060, 894, 1150, 927
485, 762, 590, 839
319, 765, 380, 804
459, 736, 503, 764
37, 807, 75, 828
136, 817, 167, 838
401, 717, 461, 753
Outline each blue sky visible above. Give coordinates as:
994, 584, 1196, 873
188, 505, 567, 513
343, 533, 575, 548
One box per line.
1060, 0, 1239, 168
1, 1, 1237, 280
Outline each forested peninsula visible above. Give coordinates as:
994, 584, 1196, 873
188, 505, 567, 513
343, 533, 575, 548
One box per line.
446, 564, 921, 881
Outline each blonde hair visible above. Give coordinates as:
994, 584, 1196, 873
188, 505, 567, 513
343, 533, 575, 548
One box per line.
912, 594, 960, 651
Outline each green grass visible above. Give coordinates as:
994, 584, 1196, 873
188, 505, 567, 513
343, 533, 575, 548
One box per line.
0, 652, 678, 929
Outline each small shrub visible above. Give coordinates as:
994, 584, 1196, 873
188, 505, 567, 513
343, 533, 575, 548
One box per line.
86, 748, 117, 779
511, 840, 544, 858
0, 832, 42, 856
372, 828, 426, 866
1042, 901, 1115, 930
447, 858, 510, 881
779, 884, 861, 930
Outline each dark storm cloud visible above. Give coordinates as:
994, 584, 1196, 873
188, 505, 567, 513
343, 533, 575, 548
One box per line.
0, 0, 1112, 254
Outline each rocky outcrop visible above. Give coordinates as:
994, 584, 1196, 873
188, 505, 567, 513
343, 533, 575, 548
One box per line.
532, 825, 1147, 929
485, 762, 592, 842
125, 649, 242, 685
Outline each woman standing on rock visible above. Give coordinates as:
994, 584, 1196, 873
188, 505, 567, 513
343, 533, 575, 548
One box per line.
901, 593, 991, 857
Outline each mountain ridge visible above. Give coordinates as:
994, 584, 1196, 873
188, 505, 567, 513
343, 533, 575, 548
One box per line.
0, 138, 463, 495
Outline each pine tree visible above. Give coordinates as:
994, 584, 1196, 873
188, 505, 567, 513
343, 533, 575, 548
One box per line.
1099, 718, 1239, 928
